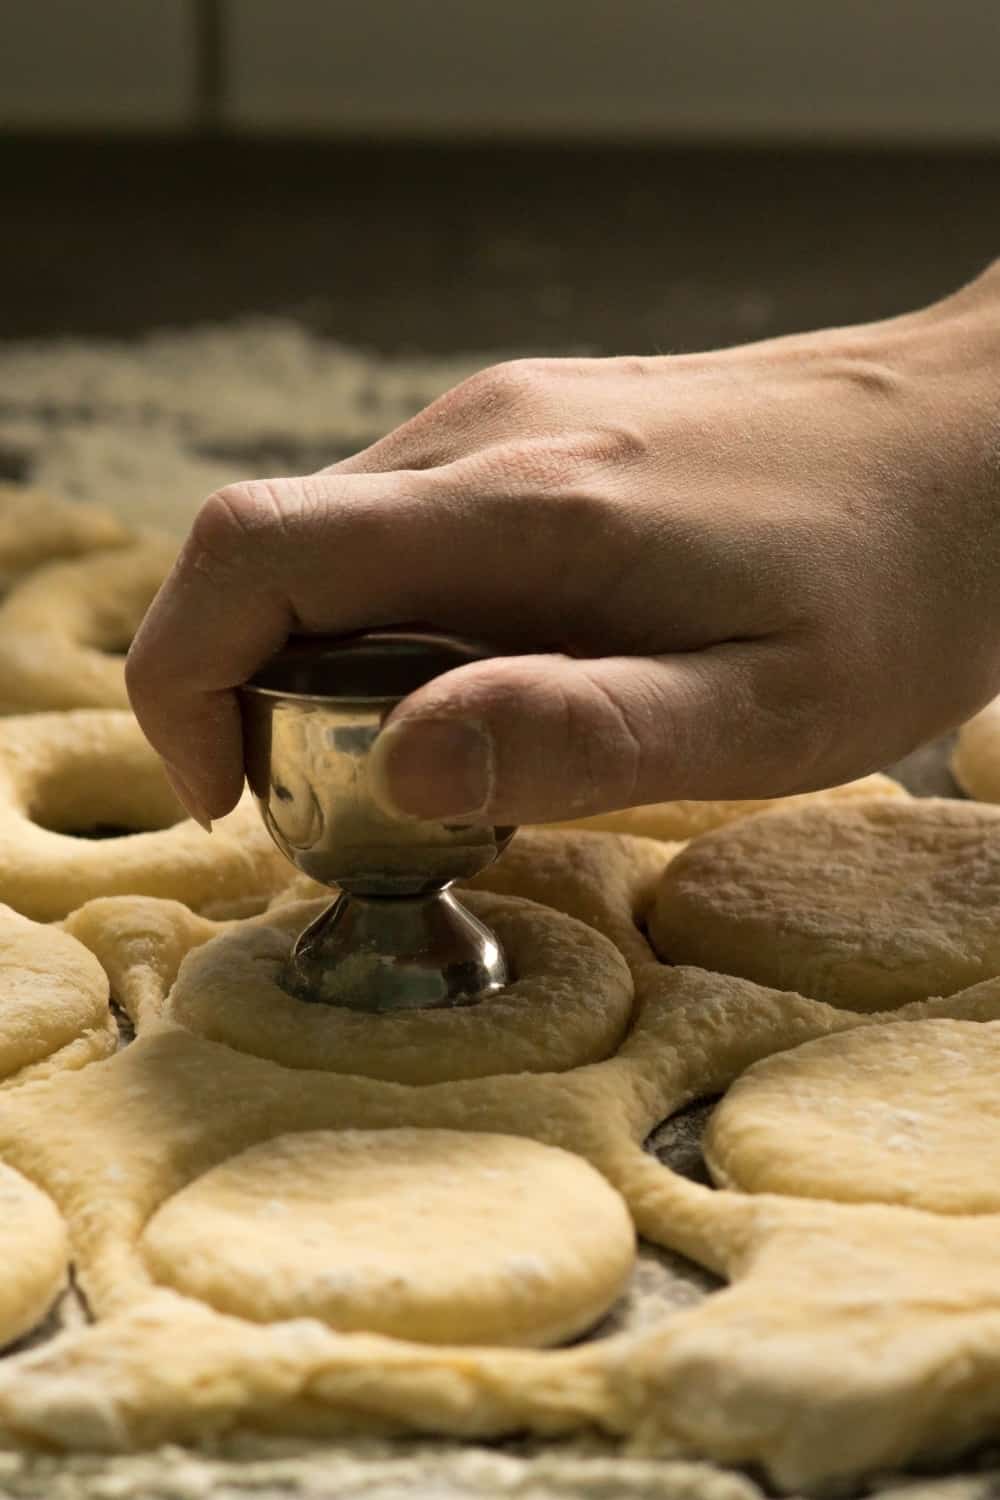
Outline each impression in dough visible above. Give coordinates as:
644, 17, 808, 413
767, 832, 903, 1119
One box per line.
545, 771, 907, 843
0, 710, 289, 921
650, 796, 1000, 1009
0, 537, 175, 712
167, 890, 634, 1083
140, 1128, 636, 1347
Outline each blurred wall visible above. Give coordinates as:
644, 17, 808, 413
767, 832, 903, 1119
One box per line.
1, 0, 999, 144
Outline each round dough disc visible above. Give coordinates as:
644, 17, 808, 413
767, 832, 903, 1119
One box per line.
705, 1019, 1000, 1214
140, 1128, 636, 1347
0, 1161, 68, 1345
650, 797, 1000, 1010
167, 891, 633, 1084
0, 904, 113, 1081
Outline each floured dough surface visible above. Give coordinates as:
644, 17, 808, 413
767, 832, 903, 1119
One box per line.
141, 1128, 635, 1347
546, 771, 907, 843
705, 1019, 1000, 1214
0, 905, 114, 1085
0, 1162, 68, 1347
3, 806, 1000, 1488
168, 891, 634, 1083
651, 797, 1000, 1009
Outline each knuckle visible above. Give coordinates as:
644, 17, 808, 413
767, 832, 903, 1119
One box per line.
567, 422, 649, 472
189, 479, 322, 573
460, 358, 549, 413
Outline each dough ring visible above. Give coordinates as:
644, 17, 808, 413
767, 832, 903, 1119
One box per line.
167, 890, 634, 1083
650, 796, 1000, 1010
0, 484, 130, 593
140, 1128, 635, 1347
0, 710, 289, 921
0, 903, 115, 1086
0, 1161, 68, 1348
545, 771, 908, 843
952, 693, 1000, 801
0, 536, 175, 712
705, 1018, 1000, 1215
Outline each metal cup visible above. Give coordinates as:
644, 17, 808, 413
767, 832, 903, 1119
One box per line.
239, 629, 516, 1012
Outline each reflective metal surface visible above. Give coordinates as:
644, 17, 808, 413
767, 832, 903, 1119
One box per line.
239, 629, 517, 1012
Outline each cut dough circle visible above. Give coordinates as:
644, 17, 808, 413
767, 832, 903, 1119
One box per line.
140, 1128, 635, 1347
0, 710, 289, 921
168, 891, 634, 1084
650, 797, 1000, 1010
546, 772, 907, 843
705, 1019, 1000, 1215
0, 903, 114, 1084
0, 537, 174, 712
0, 484, 130, 592
0, 1161, 68, 1347
952, 694, 1000, 802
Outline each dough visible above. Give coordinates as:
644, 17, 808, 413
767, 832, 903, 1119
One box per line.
0, 903, 114, 1086
650, 797, 1000, 1010
167, 891, 634, 1083
545, 771, 907, 843
140, 1128, 635, 1347
704, 1019, 1000, 1214
3, 833, 1000, 1489
0, 537, 175, 712
0, 710, 290, 920
0, 484, 130, 592
952, 694, 1000, 801
0, 1162, 68, 1347
272, 827, 674, 976
465, 827, 676, 972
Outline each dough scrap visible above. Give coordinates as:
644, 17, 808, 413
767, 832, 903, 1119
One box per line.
0, 484, 130, 593
704, 1018, 1000, 1214
0, 904, 114, 1086
0, 538, 175, 712
140, 1128, 635, 1347
650, 797, 1000, 1009
167, 891, 634, 1083
0, 1162, 68, 1348
952, 694, 1000, 802
545, 771, 907, 843
0, 710, 290, 920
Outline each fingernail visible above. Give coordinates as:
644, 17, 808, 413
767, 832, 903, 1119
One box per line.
368, 718, 494, 821
163, 763, 213, 834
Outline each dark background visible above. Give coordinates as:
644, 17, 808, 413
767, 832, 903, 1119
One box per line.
3, 135, 999, 354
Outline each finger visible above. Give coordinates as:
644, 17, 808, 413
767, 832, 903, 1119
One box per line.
366, 638, 834, 827
125, 463, 614, 820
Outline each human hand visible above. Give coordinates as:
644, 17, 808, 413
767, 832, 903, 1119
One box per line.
127, 263, 1000, 829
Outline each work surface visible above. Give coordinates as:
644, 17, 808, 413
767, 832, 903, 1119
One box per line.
0, 136, 998, 1499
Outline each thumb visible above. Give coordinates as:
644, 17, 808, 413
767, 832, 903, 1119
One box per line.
366, 641, 822, 827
